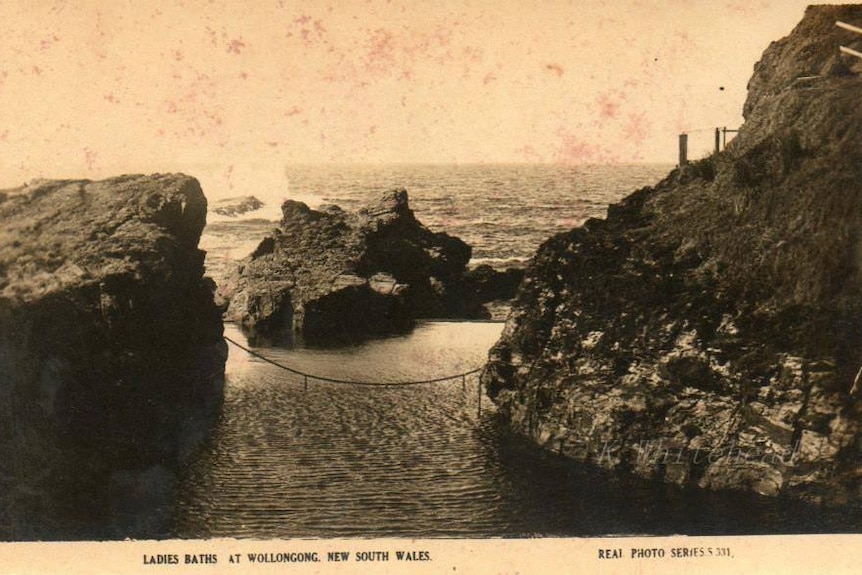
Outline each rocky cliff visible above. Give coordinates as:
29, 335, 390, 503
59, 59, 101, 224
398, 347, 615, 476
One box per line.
0, 174, 226, 538
222, 189, 487, 339
483, 5, 862, 506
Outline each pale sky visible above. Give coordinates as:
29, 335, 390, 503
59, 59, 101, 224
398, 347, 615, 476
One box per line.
0, 1, 853, 197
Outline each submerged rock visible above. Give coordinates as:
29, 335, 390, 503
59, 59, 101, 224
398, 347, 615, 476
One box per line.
483, 5, 862, 506
212, 195, 264, 217
222, 189, 488, 339
0, 174, 226, 539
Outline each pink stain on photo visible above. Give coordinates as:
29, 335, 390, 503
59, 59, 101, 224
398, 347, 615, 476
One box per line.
623, 111, 651, 146
39, 34, 60, 52
83, 147, 97, 172
545, 63, 565, 77
596, 91, 626, 121
226, 37, 246, 55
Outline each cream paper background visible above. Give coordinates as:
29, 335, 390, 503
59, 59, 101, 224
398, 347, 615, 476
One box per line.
1, 1, 861, 573
1, 535, 862, 574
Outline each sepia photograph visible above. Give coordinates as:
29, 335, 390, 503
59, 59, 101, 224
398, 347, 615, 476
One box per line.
1, 0, 861, 572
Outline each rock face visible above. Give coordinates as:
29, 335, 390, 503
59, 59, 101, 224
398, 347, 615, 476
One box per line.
223, 189, 487, 339
0, 174, 226, 538
483, 6, 862, 506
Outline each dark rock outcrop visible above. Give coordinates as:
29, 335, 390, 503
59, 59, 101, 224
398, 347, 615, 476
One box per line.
0, 174, 226, 539
212, 195, 264, 217
465, 264, 525, 303
463, 264, 526, 321
483, 5, 862, 506
222, 189, 488, 339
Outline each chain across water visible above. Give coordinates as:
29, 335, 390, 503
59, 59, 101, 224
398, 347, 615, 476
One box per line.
223, 335, 485, 387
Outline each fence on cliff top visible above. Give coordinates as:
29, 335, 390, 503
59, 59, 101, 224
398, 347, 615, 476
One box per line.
677, 127, 738, 167
678, 20, 862, 167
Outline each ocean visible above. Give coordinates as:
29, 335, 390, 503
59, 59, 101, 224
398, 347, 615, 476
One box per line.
198, 163, 672, 283
174, 164, 852, 538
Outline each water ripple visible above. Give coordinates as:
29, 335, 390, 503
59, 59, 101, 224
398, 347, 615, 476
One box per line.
176, 322, 510, 538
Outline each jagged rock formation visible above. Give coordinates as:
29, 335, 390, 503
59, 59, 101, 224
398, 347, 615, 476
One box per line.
212, 195, 264, 217
483, 5, 862, 506
222, 189, 488, 339
0, 174, 226, 539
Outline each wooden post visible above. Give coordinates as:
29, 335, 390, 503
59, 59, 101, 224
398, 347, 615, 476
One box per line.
477, 379, 482, 419
837, 20, 862, 35
715, 127, 720, 154
837, 20, 862, 61
462, 374, 466, 392
840, 45, 862, 60
678, 133, 688, 166
303, 375, 308, 391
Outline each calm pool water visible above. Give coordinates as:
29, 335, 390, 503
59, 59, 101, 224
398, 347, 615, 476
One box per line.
173, 322, 859, 538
